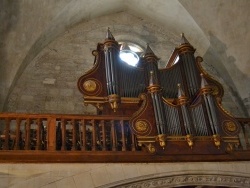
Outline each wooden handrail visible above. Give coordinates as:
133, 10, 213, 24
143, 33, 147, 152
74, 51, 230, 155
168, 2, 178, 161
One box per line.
0, 113, 130, 120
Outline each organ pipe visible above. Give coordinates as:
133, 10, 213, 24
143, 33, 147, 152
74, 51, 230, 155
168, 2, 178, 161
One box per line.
200, 74, 221, 147
104, 28, 120, 111
178, 33, 199, 97
177, 84, 194, 147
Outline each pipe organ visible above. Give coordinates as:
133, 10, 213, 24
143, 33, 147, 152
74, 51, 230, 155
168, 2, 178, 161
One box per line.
78, 29, 240, 154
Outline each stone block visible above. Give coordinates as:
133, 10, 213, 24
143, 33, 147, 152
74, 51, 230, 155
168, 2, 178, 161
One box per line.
60, 89, 73, 97
43, 78, 56, 85
20, 95, 34, 102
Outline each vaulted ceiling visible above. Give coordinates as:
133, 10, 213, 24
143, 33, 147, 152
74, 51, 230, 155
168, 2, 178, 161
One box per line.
1, 0, 249, 116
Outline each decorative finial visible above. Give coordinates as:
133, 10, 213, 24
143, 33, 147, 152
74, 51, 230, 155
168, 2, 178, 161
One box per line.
177, 83, 186, 98
145, 44, 155, 55
180, 33, 190, 45
106, 27, 115, 40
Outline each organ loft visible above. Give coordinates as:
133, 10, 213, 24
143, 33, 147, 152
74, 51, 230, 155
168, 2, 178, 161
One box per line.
0, 28, 249, 162
78, 28, 240, 155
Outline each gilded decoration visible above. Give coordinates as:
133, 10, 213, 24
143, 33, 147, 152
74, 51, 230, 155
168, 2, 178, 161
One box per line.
212, 85, 219, 95
224, 121, 237, 132
83, 79, 97, 92
146, 143, 156, 153
135, 120, 149, 132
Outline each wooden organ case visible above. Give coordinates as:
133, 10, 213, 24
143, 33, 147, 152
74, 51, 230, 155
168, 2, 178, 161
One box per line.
78, 29, 241, 155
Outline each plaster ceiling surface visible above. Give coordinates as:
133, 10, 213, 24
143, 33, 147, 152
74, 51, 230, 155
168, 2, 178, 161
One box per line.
0, 0, 249, 116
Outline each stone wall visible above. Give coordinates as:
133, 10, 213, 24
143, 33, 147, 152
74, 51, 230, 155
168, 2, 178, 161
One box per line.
1, 162, 250, 187
4, 11, 245, 117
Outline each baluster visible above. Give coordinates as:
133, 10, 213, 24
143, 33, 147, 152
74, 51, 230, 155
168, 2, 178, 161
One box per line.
25, 119, 31, 150
14, 118, 21, 150
101, 120, 106, 151
47, 117, 56, 151
3, 118, 10, 150
36, 119, 41, 150
81, 119, 86, 151
91, 120, 96, 151
61, 119, 66, 151
41, 119, 47, 150
131, 132, 136, 151
121, 120, 126, 151
72, 119, 76, 151
111, 120, 117, 151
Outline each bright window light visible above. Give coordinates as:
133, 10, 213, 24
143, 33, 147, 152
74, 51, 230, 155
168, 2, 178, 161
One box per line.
120, 50, 139, 66
128, 45, 141, 53
119, 42, 143, 67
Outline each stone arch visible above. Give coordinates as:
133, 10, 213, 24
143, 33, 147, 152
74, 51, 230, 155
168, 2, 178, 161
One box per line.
2, 0, 209, 112
102, 173, 250, 188
3, 5, 247, 117
5, 11, 180, 114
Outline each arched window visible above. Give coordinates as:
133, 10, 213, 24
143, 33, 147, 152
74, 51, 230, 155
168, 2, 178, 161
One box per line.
119, 42, 143, 66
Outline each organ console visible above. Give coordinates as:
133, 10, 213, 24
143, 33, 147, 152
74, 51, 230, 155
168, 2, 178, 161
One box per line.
78, 29, 241, 154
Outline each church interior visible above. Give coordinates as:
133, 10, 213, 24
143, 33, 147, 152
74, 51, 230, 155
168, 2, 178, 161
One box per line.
1, 0, 250, 187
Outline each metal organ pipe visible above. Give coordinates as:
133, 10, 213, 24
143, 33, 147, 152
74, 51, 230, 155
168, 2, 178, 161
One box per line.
104, 49, 112, 95
155, 94, 166, 134
191, 109, 199, 135
103, 29, 121, 112
173, 107, 181, 135
178, 34, 199, 97
177, 84, 194, 136
109, 50, 119, 95
168, 107, 175, 134
199, 106, 208, 136
188, 54, 199, 94
109, 50, 116, 94
183, 54, 193, 94
181, 105, 192, 135
181, 53, 199, 96
145, 45, 168, 136
207, 95, 219, 133
204, 94, 219, 134
203, 95, 216, 135
151, 93, 161, 134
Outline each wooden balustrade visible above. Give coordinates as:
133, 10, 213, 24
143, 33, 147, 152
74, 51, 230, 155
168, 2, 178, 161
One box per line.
0, 113, 136, 152
0, 113, 250, 162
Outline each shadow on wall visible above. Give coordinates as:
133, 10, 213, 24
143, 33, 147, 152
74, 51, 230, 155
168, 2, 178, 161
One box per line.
0, 1, 20, 111
203, 31, 249, 117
